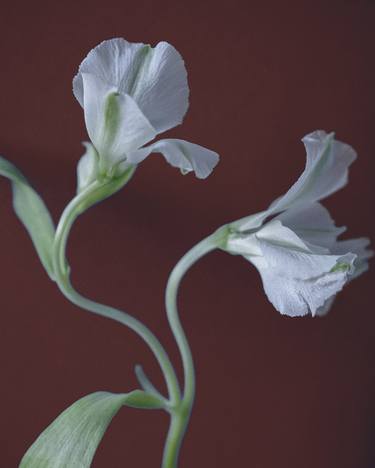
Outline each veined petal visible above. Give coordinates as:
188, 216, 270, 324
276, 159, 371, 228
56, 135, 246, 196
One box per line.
73, 39, 147, 106
73, 38, 189, 134
81, 73, 156, 167
270, 130, 357, 212
248, 240, 356, 316
275, 202, 346, 250
234, 131, 356, 232
127, 139, 219, 179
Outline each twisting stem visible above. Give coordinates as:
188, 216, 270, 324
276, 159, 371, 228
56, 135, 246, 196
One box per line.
53, 172, 229, 467
52, 177, 181, 406
162, 226, 228, 468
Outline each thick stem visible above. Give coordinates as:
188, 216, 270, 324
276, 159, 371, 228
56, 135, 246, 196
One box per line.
162, 227, 228, 468
52, 179, 181, 405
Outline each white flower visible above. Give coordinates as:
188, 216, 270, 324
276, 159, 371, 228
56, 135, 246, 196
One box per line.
73, 38, 219, 187
222, 130, 373, 317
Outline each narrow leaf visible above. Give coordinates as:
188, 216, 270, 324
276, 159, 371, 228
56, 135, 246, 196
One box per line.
20, 390, 165, 468
0, 156, 55, 279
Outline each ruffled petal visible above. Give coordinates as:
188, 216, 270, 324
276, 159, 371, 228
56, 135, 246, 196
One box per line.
127, 139, 219, 179
73, 39, 147, 106
81, 73, 156, 167
73, 38, 189, 134
248, 238, 356, 316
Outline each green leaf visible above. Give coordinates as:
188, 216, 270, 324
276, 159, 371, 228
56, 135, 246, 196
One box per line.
0, 156, 55, 280
19, 390, 165, 468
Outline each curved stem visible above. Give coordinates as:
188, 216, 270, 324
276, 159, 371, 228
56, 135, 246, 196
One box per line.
52, 179, 181, 406
162, 227, 228, 468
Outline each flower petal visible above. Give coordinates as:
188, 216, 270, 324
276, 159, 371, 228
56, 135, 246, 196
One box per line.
256, 219, 314, 254
127, 139, 219, 179
225, 219, 312, 257
73, 39, 147, 107
315, 296, 336, 317
81, 73, 156, 167
313, 238, 373, 316
234, 131, 356, 232
73, 38, 189, 134
271, 130, 357, 212
248, 240, 356, 316
275, 202, 346, 250
236, 221, 357, 316
331, 237, 373, 279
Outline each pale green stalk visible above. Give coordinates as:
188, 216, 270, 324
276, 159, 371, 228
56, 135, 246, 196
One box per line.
52, 175, 181, 407
162, 227, 229, 468
53, 170, 229, 467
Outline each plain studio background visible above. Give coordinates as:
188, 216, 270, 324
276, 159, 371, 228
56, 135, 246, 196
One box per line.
0, 1, 374, 467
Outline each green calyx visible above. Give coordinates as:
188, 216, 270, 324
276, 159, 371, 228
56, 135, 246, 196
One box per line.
77, 164, 136, 215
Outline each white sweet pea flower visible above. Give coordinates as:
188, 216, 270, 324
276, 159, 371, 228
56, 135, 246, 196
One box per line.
73, 38, 219, 188
222, 130, 373, 317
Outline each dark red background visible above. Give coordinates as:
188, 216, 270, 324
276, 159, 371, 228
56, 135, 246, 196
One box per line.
1, 1, 374, 467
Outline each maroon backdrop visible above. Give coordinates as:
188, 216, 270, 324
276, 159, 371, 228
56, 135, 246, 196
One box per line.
1, 1, 374, 467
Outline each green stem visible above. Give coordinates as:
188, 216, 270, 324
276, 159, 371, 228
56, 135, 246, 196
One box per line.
162, 411, 189, 468
162, 227, 228, 468
52, 176, 181, 406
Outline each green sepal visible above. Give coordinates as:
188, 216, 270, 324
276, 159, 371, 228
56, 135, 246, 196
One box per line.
0, 156, 55, 280
19, 390, 165, 468
75, 163, 137, 216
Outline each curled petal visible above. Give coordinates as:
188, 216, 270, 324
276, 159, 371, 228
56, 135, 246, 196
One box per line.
81, 73, 156, 167
234, 131, 356, 232
272, 130, 357, 212
73, 38, 189, 134
127, 139, 219, 179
